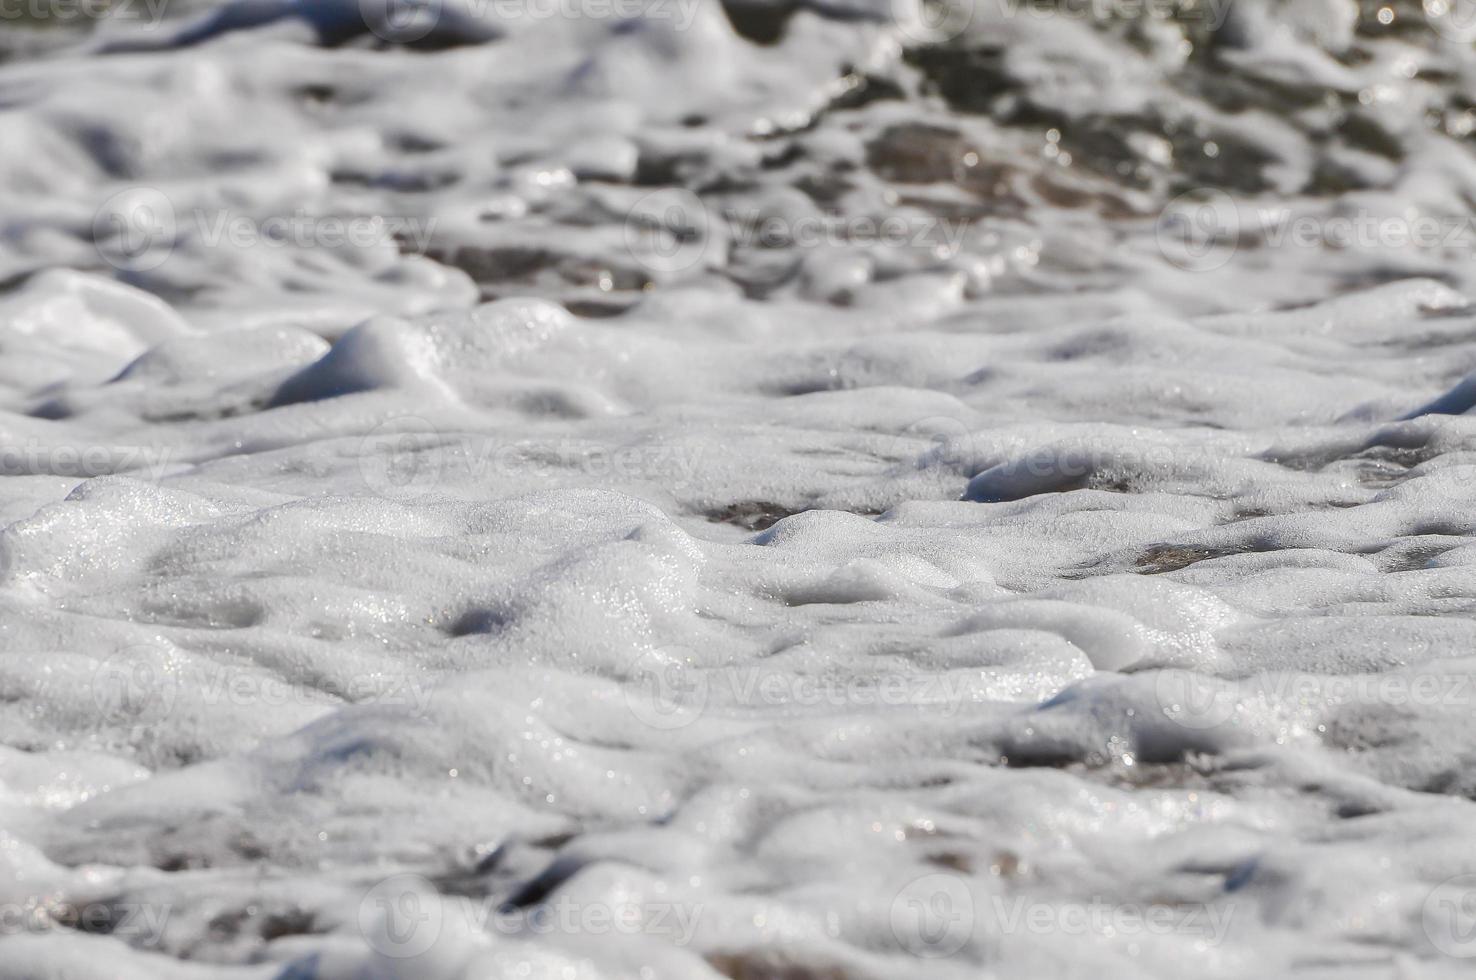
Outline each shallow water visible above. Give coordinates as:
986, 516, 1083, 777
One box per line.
3, 1, 1476, 977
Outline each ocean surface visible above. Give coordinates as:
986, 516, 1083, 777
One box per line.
3, 1, 1476, 977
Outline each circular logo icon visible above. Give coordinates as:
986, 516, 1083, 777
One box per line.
1425, 873, 1476, 958
1424, 0, 1476, 42
1155, 188, 1239, 272
890, 873, 974, 959
91, 645, 180, 724
1154, 670, 1237, 731
891, 0, 975, 45
359, 0, 443, 43
93, 187, 176, 272
358, 416, 447, 497
890, 415, 978, 474
623, 189, 711, 276
360, 873, 443, 958
623, 647, 708, 730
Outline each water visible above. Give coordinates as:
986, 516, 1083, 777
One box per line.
2, 1, 1476, 977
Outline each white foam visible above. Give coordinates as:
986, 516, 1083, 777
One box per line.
4, 1, 1476, 976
